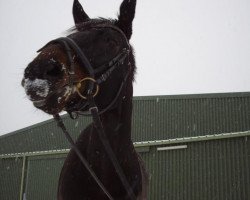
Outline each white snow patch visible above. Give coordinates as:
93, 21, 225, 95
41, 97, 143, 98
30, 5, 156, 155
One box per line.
36, 89, 49, 97
60, 62, 67, 71
50, 58, 56, 63
63, 86, 72, 97
57, 97, 62, 103
24, 78, 50, 97
63, 86, 76, 100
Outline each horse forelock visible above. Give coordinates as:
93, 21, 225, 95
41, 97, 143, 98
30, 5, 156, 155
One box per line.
67, 18, 117, 34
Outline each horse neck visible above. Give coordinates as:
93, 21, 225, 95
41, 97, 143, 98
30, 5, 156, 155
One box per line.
99, 80, 133, 144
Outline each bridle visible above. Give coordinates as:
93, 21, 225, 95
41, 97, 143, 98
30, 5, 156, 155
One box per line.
38, 24, 131, 117
40, 24, 136, 200
51, 25, 136, 200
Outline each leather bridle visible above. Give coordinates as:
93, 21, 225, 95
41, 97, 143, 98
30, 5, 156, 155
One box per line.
38, 24, 131, 117
40, 24, 136, 200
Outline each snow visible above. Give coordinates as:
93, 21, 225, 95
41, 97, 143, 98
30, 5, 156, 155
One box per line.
57, 97, 62, 103
63, 86, 72, 98
24, 78, 50, 98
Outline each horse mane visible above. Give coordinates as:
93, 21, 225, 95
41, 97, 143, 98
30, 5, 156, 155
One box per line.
67, 18, 117, 33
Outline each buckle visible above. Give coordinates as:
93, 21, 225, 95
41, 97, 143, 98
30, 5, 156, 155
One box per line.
76, 77, 99, 99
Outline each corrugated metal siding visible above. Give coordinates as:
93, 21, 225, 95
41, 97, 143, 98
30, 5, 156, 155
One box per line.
132, 95, 250, 141
24, 155, 65, 200
0, 136, 249, 200
142, 136, 250, 200
0, 116, 91, 154
1, 93, 250, 200
0, 158, 23, 200
1, 93, 250, 154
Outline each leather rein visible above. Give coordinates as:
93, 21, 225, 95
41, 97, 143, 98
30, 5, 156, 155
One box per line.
40, 24, 136, 200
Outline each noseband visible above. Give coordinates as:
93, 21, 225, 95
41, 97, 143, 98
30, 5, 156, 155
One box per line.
40, 24, 136, 200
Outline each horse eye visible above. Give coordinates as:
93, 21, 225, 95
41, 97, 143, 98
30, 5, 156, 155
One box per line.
45, 61, 63, 78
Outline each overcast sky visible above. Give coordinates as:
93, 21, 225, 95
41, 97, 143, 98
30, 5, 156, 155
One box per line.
0, 0, 250, 136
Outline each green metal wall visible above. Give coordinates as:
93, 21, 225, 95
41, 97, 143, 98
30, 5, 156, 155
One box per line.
1, 93, 250, 154
0, 116, 91, 154
1, 93, 250, 199
132, 93, 250, 141
145, 136, 250, 200
1, 135, 249, 200
24, 156, 64, 200
0, 158, 23, 200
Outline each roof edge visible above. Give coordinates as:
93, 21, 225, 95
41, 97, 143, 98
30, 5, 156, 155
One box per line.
1, 130, 249, 158
133, 92, 250, 101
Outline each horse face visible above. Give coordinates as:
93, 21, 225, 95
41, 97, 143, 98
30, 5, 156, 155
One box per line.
22, 44, 75, 114
22, 25, 127, 115
22, 0, 136, 115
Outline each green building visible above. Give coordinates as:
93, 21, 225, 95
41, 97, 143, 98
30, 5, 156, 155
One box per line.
1, 92, 250, 200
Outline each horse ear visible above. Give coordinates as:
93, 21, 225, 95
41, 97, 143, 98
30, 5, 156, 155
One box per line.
116, 0, 137, 40
73, 0, 90, 25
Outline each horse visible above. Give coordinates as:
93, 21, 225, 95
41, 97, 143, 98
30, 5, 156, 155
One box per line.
22, 0, 148, 199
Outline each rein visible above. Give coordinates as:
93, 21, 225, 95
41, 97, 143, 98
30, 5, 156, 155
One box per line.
53, 113, 114, 200
47, 25, 136, 200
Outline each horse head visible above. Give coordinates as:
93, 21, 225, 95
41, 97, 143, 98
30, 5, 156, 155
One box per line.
22, 0, 137, 116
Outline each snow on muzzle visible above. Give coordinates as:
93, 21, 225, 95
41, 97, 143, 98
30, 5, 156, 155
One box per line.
23, 78, 51, 107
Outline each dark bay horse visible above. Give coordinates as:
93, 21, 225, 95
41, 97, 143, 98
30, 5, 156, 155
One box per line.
22, 0, 148, 199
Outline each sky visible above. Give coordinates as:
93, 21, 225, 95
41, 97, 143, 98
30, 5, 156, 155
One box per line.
0, 0, 250, 136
